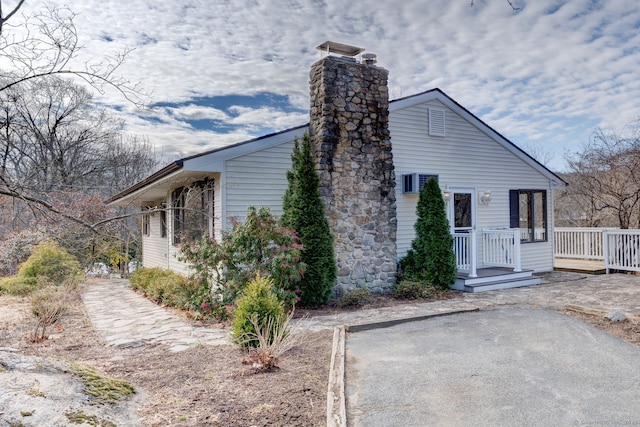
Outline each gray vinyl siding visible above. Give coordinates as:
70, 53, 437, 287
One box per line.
391, 100, 555, 272
223, 140, 295, 228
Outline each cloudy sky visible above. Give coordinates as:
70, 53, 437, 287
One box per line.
22, 0, 640, 172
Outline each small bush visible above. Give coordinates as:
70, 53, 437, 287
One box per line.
231, 275, 286, 348
240, 311, 298, 371
18, 241, 82, 284
392, 280, 437, 300
0, 241, 82, 296
0, 276, 39, 296
336, 287, 372, 308
29, 280, 77, 342
129, 267, 190, 308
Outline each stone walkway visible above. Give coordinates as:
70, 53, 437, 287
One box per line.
82, 280, 228, 352
82, 272, 640, 352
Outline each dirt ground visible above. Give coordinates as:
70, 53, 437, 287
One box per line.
0, 288, 332, 426
1, 286, 639, 426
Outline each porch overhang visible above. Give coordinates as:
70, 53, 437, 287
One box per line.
105, 162, 217, 207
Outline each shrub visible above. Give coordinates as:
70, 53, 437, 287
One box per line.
0, 241, 82, 296
29, 280, 77, 342
240, 311, 298, 371
392, 280, 437, 300
129, 267, 190, 308
18, 241, 82, 284
336, 287, 372, 308
404, 177, 457, 290
281, 133, 337, 306
179, 206, 305, 307
0, 276, 39, 296
231, 275, 286, 348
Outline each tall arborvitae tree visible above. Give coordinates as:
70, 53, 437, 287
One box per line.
282, 133, 337, 306
404, 177, 457, 290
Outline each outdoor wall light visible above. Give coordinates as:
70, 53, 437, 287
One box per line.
442, 188, 451, 202
479, 190, 492, 206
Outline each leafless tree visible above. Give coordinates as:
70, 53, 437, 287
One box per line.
0, 76, 157, 270
561, 127, 640, 229
519, 141, 555, 168
0, 1, 146, 104
0, 1, 157, 273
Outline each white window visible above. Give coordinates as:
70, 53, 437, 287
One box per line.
172, 179, 215, 245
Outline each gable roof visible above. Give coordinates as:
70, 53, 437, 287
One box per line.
105, 124, 308, 205
390, 88, 566, 188
106, 89, 565, 206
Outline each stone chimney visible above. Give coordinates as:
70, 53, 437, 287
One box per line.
309, 42, 397, 294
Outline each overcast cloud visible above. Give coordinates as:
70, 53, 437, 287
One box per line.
23, 0, 640, 171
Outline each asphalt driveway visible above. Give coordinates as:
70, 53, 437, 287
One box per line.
346, 308, 640, 426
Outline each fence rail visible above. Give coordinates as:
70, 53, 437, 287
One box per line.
453, 231, 477, 278
483, 228, 521, 272
554, 227, 607, 260
554, 227, 640, 274
603, 230, 640, 274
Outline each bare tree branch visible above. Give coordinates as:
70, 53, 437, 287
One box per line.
0, 0, 26, 33
470, 0, 521, 11
560, 126, 640, 229
0, 3, 149, 106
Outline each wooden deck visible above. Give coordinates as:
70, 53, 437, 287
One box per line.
554, 258, 606, 274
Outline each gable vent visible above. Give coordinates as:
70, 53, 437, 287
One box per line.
402, 173, 439, 194
429, 108, 446, 137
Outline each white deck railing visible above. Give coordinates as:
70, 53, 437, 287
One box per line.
554, 227, 640, 274
453, 228, 521, 277
603, 229, 640, 274
483, 228, 522, 272
453, 231, 477, 278
554, 227, 607, 260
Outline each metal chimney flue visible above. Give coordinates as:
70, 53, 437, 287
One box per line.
362, 53, 377, 65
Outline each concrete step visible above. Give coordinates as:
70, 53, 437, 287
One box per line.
452, 276, 542, 293
458, 269, 535, 286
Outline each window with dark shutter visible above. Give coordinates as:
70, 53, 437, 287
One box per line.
509, 189, 547, 242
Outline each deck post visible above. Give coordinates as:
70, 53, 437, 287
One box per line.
603, 229, 610, 274
513, 228, 522, 272
469, 230, 478, 278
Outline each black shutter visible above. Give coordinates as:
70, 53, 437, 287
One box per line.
509, 190, 519, 228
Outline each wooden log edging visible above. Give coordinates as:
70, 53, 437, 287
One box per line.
327, 325, 346, 427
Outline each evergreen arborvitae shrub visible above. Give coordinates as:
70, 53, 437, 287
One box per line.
231, 275, 285, 348
282, 133, 337, 306
405, 177, 457, 290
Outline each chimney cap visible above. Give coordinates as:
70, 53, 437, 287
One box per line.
316, 41, 365, 57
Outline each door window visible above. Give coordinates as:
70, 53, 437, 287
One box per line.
454, 193, 472, 229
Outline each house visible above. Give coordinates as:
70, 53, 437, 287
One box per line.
106, 42, 566, 293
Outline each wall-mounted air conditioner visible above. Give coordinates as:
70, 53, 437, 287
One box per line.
401, 173, 439, 194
